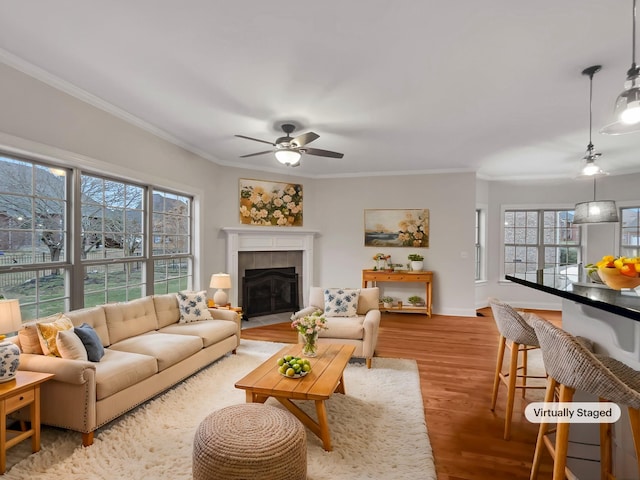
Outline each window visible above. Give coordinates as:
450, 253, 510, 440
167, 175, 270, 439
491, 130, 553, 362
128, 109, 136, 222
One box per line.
0, 156, 70, 319
80, 175, 146, 305
0, 153, 195, 321
475, 209, 483, 281
621, 207, 640, 258
152, 190, 192, 294
503, 209, 580, 277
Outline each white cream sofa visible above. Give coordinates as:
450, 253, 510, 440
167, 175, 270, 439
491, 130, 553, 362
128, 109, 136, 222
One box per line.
12, 293, 240, 446
294, 287, 380, 368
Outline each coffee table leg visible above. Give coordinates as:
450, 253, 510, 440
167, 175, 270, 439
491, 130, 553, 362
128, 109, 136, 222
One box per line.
245, 391, 268, 403
334, 374, 346, 394
315, 400, 332, 451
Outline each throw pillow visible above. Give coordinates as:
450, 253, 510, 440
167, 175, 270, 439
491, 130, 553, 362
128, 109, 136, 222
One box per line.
74, 323, 105, 362
36, 314, 74, 357
323, 288, 360, 317
18, 323, 44, 355
176, 291, 213, 323
56, 329, 89, 361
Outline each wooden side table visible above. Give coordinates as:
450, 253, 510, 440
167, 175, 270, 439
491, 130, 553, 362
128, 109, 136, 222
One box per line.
0, 371, 54, 474
362, 269, 433, 317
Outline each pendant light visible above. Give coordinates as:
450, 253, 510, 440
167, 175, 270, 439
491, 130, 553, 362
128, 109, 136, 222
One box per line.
577, 66, 608, 177
574, 66, 619, 224
573, 178, 619, 224
601, 0, 640, 134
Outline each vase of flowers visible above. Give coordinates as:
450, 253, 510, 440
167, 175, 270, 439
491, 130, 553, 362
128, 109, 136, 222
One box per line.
373, 253, 390, 271
291, 311, 328, 357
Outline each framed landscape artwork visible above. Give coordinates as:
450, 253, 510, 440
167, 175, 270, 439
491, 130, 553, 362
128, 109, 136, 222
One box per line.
239, 178, 303, 226
364, 209, 429, 247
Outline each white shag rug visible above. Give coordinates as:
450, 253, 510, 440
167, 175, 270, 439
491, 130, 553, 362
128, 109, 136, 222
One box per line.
4, 340, 436, 480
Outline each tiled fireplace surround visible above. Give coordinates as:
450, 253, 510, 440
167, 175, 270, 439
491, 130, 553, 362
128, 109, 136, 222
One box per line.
221, 227, 319, 308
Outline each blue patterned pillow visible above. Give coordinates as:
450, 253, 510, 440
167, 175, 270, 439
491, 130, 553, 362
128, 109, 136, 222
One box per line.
323, 288, 360, 317
176, 291, 213, 323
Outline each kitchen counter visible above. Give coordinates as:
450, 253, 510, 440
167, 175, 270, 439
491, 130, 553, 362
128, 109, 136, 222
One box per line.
506, 273, 640, 322
507, 270, 640, 477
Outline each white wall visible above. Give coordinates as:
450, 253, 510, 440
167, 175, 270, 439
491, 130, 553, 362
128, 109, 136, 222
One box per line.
1, 59, 567, 317
483, 174, 640, 310
209, 167, 478, 316
0, 62, 221, 290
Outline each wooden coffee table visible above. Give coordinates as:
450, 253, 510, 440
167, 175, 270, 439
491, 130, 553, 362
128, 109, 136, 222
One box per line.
235, 343, 355, 451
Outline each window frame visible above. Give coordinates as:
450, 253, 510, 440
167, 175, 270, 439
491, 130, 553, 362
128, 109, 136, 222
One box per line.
500, 205, 582, 282
0, 151, 196, 318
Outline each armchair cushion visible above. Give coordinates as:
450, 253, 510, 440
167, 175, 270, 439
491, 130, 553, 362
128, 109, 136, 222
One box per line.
323, 288, 360, 317
319, 317, 364, 340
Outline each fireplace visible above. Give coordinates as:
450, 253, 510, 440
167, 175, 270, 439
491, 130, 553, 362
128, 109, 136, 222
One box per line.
222, 227, 319, 308
242, 267, 299, 318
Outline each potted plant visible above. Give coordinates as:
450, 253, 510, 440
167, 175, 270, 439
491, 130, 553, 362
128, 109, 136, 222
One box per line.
407, 253, 424, 271
380, 296, 394, 308
408, 295, 423, 306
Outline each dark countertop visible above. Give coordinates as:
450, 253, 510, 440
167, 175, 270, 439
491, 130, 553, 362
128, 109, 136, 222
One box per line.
506, 273, 640, 322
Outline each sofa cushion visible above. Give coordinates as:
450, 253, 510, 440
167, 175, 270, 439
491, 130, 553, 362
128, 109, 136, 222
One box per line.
324, 288, 360, 317
159, 319, 238, 348
18, 323, 44, 355
66, 305, 110, 347
356, 287, 380, 315
319, 316, 365, 340
153, 293, 181, 328
108, 331, 203, 372
36, 314, 74, 357
74, 323, 105, 362
94, 349, 158, 401
176, 291, 213, 323
56, 329, 88, 361
104, 297, 160, 344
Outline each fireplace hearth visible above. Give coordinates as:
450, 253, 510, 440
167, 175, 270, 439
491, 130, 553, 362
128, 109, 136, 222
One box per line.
242, 267, 299, 318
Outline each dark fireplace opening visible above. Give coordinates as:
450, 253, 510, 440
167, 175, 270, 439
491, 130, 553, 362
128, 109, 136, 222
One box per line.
242, 267, 299, 318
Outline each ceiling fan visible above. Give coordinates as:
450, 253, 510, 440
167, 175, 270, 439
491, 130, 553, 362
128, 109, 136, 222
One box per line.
235, 123, 344, 167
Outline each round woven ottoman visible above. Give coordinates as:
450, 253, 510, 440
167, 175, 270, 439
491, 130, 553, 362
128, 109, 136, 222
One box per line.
193, 403, 307, 480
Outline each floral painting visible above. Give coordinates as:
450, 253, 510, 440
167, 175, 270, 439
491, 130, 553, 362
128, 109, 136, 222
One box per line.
239, 178, 303, 226
364, 209, 429, 247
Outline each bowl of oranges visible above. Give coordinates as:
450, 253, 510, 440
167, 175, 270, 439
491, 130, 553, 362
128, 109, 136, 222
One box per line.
591, 255, 640, 290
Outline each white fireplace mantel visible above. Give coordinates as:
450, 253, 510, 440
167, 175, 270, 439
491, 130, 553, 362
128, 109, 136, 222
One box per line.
221, 227, 320, 307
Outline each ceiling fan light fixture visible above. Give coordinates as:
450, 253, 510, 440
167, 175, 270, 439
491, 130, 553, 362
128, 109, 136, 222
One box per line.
274, 148, 301, 166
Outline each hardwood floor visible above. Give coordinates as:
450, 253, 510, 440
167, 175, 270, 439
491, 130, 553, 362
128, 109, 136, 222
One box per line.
241, 307, 560, 479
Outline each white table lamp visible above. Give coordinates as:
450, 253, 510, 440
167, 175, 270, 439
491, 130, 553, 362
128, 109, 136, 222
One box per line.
0, 299, 22, 382
210, 273, 231, 306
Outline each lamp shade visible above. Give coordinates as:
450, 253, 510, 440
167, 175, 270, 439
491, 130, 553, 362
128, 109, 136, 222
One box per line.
573, 201, 619, 224
210, 273, 231, 289
0, 299, 22, 335
210, 273, 231, 306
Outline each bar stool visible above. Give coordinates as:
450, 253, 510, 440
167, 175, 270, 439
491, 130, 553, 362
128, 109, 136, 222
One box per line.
530, 318, 640, 480
488, 298, 547, 440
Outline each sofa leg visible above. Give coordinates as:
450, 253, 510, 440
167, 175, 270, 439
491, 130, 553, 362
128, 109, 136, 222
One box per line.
82, 431, 94, 447
366, 358, 372, 369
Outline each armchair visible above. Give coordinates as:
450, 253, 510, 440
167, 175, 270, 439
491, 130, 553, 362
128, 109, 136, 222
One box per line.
293, 286, 380, 368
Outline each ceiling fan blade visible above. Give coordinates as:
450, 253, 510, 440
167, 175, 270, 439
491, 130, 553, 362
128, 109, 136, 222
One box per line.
235, 135, 276, 146
302, 147, 344, 159
291, 132, 319, 147
239, 150, 273, 158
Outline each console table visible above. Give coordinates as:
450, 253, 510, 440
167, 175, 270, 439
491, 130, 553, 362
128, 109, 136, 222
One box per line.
362, 269, 432, 317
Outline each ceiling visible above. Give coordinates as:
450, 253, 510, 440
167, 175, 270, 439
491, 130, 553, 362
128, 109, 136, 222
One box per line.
0, 1, 639, 180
